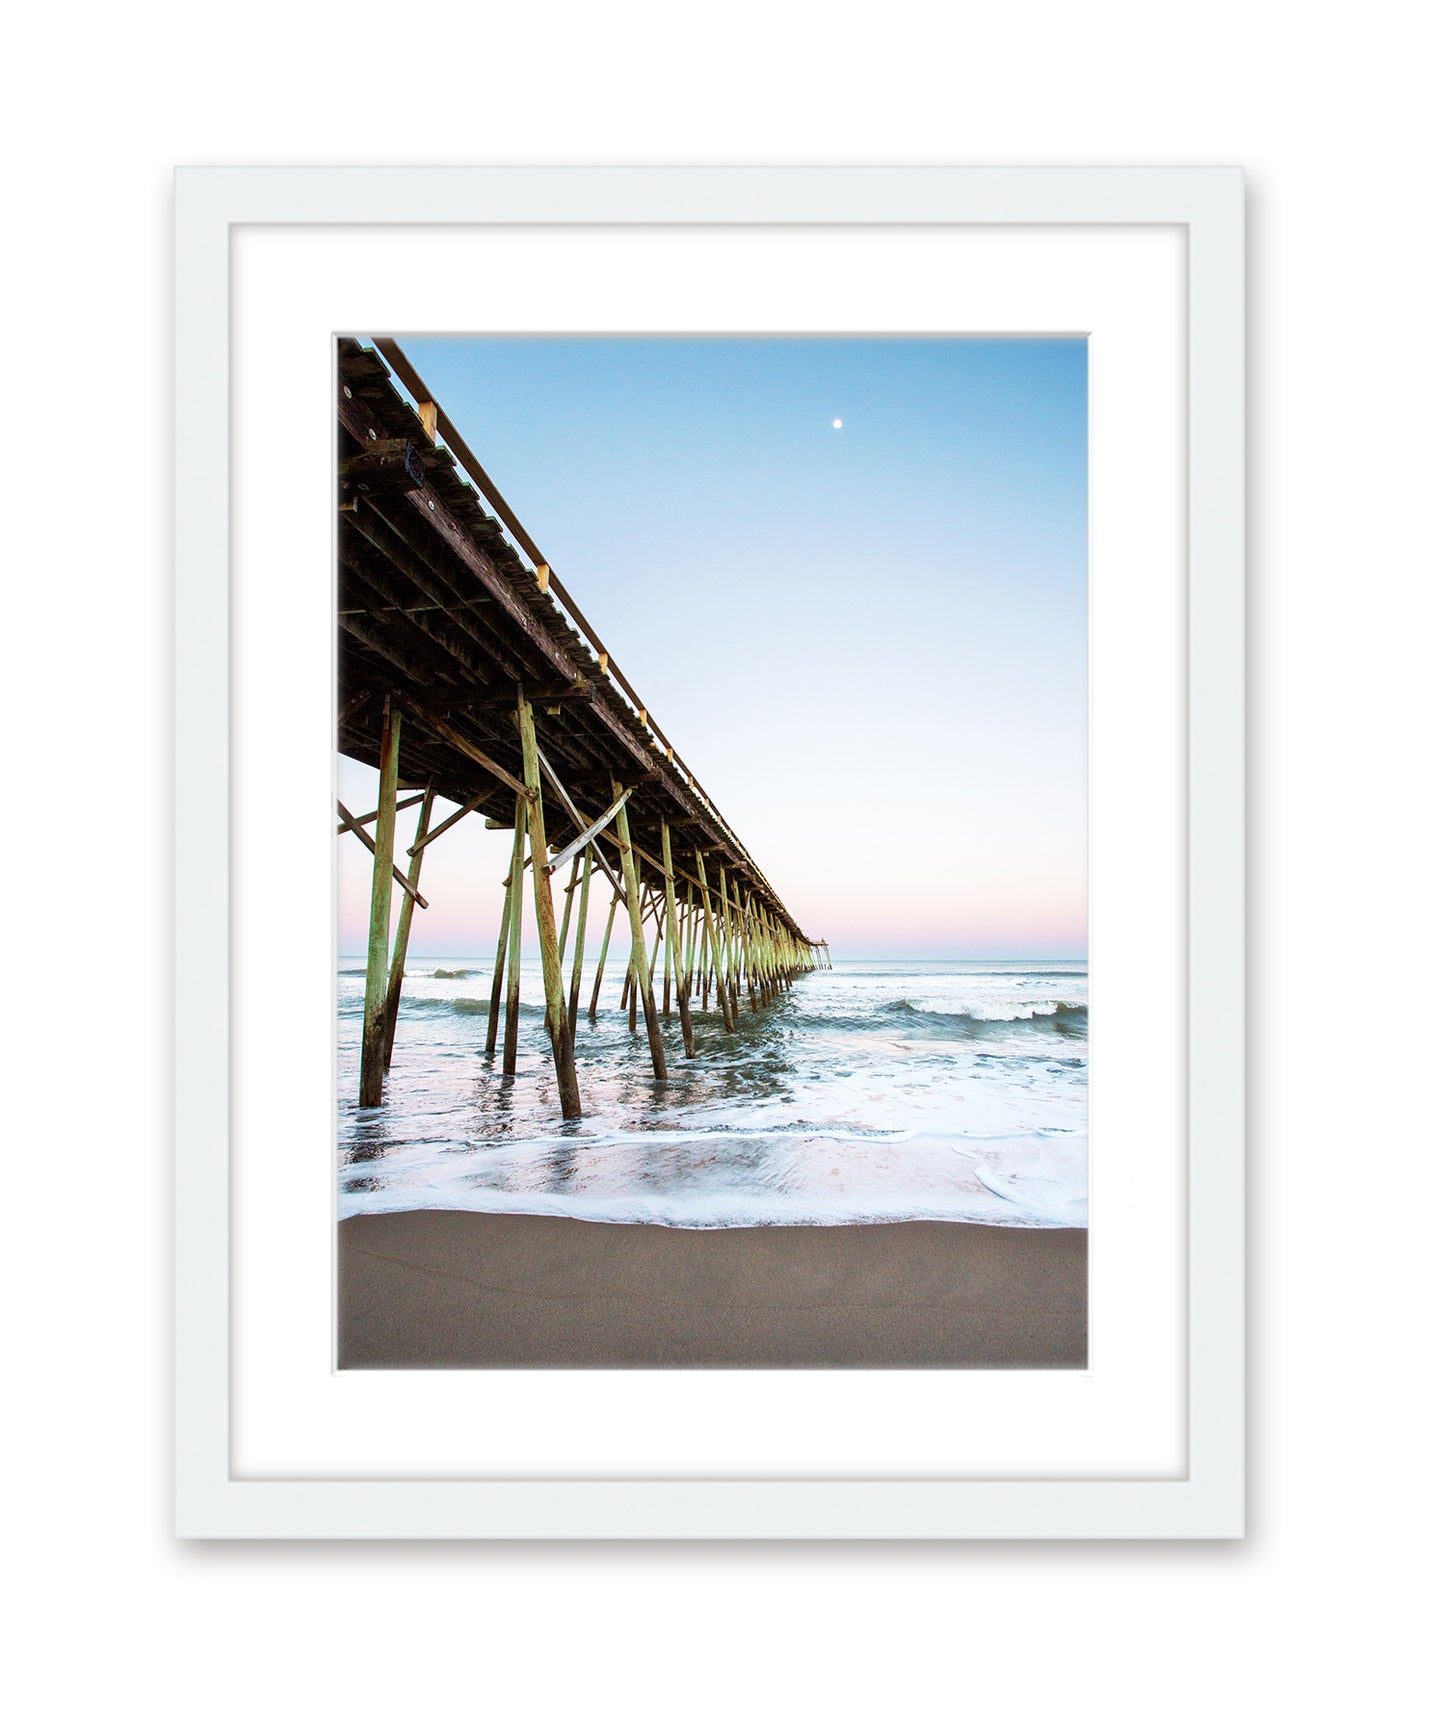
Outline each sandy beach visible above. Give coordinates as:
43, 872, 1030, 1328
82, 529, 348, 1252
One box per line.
338, 1210, 1087, 1368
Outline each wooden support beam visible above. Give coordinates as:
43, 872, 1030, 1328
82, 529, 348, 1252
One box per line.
532, 747, 627, 906
342, 507, 513, 684
614, 779, 666, 1078
589, 892, 621, 1020
683, 889, 698, 999
407, 682, 593, 712
484, 822, 518, 1060
502, 789, 527, 1077
338, 688, 371, 729
717, 866, 741, 1025
546, 786, 631, 879
556, 851, 582, 961
661, 821, 695, 1058
340, 436, 427, 494
359, 698, 401, 1107
694, 850, 734, 1035
339, 790, 426, 831
517, 698, 582, 1118
382, 787, 435, 1068
407, 789, 491, 855
567, 846, 592, 1041
337, 801, 429, 909
398, 695, 529, 800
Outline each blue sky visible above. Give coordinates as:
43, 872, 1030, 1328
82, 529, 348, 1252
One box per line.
339, 335, 1087, 959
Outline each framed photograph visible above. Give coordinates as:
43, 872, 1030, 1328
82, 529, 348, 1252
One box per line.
175, 166, 1243, 1539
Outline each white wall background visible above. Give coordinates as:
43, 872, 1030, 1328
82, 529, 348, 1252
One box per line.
4, 4, 1438, 1729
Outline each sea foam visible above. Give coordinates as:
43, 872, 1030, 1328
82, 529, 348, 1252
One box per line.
337, 958, 1088, 1229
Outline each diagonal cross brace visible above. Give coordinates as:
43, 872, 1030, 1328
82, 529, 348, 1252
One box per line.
337, 801, 429, 908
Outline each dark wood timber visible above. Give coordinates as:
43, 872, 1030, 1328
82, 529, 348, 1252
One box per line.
339, 436, 428, 495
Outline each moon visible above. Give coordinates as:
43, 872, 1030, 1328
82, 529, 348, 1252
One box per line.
831, 418, 843, 429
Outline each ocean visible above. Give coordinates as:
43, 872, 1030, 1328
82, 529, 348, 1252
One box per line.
338, 958, 1087, 1229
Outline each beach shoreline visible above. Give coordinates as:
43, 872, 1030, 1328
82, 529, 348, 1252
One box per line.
338, 1209, 1087, 1369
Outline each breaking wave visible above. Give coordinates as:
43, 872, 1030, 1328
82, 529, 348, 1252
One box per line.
337, 958, 1089, 1229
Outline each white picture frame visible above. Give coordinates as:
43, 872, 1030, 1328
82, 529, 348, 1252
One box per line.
175, 166, 1244, 1540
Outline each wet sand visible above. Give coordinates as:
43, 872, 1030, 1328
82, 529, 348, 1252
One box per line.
338, 1210, 1087, 1368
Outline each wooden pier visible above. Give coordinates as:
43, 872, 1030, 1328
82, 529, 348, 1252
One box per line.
337, 338, 826, 1115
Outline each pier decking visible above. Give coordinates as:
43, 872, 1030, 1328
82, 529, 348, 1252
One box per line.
337, 338, 826, 1115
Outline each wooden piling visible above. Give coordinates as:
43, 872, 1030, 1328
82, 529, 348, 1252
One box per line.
382, 785, 435, 1068
566, 846, 592, 1040
661, 821, 695, 1058
614, 780, 666, 1077
682, 888, 697, 998
694, 850, 734, 1034
589, 893, 621, 1019
556, 851, 582, 962
517, 697, 582, 1118
359, 695, 401, 1107
484, 865, 511, 1058
487, 796, 524, 1058
741, 893, 759, 1012
718, 866, 741, 1025
501, 790, 527, 1076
